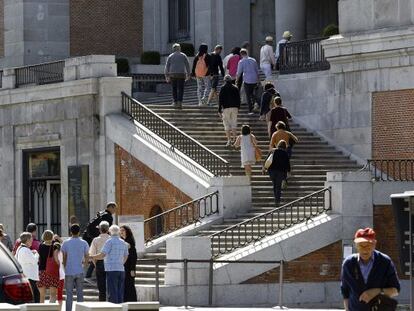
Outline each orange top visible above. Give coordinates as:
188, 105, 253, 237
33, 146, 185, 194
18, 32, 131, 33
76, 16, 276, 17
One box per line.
270, 130, 298, 148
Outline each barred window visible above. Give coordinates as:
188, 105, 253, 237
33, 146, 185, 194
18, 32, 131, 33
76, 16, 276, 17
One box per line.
169, 0, 190, 42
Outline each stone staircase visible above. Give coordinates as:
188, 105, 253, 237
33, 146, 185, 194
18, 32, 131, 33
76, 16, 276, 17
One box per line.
133, 80, 360, 286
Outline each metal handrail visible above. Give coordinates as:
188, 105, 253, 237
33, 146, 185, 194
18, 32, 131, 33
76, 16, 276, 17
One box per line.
210, 187, 332, 257
15, 60, 65, 87
121, 92, 230, 176
279, 37, 330, 74
144, 191, 219, 243
0, 70, 3, 88
364, 159, 414, 181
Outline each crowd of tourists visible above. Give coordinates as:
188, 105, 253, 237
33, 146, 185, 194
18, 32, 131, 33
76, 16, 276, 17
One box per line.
1, 202, 138, 311
164, 31, 296, 205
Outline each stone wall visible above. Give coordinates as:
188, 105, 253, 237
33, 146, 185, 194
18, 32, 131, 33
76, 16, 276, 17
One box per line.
0, 0, 3, 58
70, 0, 143, 57
372, 89, 414, 159
114, 144, 191, 217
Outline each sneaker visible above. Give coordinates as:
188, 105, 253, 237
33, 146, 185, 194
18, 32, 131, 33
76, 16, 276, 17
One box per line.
225, 140, 231, 147
253, 103, 260, 112
248, 111, 254, 115
198, 101, 207, 106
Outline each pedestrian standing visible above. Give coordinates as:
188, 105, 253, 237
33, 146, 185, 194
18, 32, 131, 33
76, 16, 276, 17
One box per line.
61, 224, 90, 311
260, 36, 276, 81
54, 242, 65, 308
164, 43, 191, 109
91, 225, 129, 304
234, 125, 258, 180
89, 221, 110, 301
192, 44, 211, 106
207, 45, 225, 105
269, 121, 298, 158
275, 31, 293, 70
0, 224, 13, 251
15, 232, 40, 303
263, 140, 290, 205
38, 230, 59, 303
219, 75, 240, 146
83, 202, 116, 279
226, 47, 242, 83
236, 49, 260, 115
341, 227, 400, 311
269, 97, 292, 137
12, 223, 40, 254
120, 225, 138, 302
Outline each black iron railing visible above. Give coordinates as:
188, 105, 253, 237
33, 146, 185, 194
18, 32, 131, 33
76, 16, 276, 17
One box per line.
15, 61, 65, 88
210, 187, 332, 257
144, 191, 219, 243
130, 74, 166, 93
121, 92, 230, 176
365, 159, 414, 181
0, 70, 3, 88
279, 38, 330, 74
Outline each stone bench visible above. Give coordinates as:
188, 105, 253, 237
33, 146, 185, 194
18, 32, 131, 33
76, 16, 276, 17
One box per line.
19, 304, 60, 311
75, 302, 122, 311
122, 302, 160, 310
0, 303, 19, 311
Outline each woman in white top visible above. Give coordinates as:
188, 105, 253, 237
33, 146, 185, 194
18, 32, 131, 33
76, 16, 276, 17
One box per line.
15, 232, 40, 303
234, 124, 258, 180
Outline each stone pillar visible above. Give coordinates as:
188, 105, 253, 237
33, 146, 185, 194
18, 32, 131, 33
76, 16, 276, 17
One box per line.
2, 69, 16, 89
209, 176, 251, 219
325, 171, 373, 244
275, 0, 306, 41
64, 55, 118, 82
164, 237, 211, 286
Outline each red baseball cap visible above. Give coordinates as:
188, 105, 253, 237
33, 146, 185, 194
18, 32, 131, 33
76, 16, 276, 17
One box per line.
354, 228, 376, 243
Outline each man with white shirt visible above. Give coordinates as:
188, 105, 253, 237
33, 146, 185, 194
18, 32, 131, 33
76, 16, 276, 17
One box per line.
89, 221, 111, 301
260, 36, 276, 81
15, 232, 40, 302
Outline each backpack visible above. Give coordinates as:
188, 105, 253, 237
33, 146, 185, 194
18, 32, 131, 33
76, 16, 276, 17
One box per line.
82, 210, 111, 244
195, 54, 208, 77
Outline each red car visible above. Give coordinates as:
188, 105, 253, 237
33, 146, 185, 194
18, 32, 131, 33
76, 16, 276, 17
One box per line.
0, 242, 33, 304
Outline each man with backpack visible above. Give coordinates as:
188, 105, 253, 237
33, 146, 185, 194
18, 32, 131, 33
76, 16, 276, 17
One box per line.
192, 43, 211, 106
82, 202, 116, 279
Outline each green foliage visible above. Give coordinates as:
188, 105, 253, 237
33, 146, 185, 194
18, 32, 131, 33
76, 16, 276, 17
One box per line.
116, 58, 130, 75
180, 43, 195, 57
322, 24, 339, 37
141, 51, 161, 65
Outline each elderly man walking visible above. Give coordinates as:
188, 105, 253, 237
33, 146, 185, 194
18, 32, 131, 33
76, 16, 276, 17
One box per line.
164, 43, 191, 109
260, 36, 276, 81
91, 225, 129, 304
341, 227, 400, 311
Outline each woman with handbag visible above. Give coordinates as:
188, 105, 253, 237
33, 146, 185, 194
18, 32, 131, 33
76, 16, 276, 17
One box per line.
262, 140, 291, 205
38, 230, 59, 303
234, 124, 261, 181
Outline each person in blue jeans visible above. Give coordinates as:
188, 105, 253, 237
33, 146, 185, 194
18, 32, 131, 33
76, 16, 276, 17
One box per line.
91, 224, 128, 304
61, 224, 89, 311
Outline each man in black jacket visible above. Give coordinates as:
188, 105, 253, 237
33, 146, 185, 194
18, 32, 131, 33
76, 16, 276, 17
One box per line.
218, 75, 241, 146
208, 45, 225, 105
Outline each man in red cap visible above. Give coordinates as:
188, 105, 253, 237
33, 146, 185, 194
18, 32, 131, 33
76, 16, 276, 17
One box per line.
341, 227, 400, 310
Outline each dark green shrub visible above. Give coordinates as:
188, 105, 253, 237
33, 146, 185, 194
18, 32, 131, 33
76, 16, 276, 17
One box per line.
116, 58, 130, 75
141, 51, 161, 65
180, 43, 195, 57
322, 24, 339, 37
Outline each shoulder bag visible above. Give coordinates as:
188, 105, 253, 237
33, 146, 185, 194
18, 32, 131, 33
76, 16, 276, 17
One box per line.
264, 151, 274, 169
368, 294, 397, 311
250, 135, 262, 162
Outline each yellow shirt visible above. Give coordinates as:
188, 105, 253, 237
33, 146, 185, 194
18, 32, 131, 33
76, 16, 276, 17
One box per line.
270, 130, 298, 148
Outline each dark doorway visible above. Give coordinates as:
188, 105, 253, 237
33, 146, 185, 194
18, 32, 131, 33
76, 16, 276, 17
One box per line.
149, 205, 164, 237
23, 148, 61, 236
306, 0, 339, 38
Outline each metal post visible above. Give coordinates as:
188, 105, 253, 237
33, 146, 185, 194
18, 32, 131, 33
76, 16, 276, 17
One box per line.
155, 258, 160, 302
410, 197, 414, 311
208, 258, 214, 306
184, 259, 188, 309
278, 260, 284, 308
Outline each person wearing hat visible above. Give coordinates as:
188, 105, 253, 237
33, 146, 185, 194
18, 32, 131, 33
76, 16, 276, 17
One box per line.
164, 43, 191, 109
341, 227, 400, 311
218, 74, 241, 146
260, 36, 276, 81
275, 31, 292, 70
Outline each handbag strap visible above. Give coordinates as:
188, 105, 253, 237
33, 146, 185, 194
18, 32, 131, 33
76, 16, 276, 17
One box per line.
250, 134, 257, 147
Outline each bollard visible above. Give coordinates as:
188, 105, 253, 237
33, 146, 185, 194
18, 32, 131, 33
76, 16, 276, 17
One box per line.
208, 258, 214, 306
278, 260, 284, 308
183, 259, 188, 308
155, 258, 160, 302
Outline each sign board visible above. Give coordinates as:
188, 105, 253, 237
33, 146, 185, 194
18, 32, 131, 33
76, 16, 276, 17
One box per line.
68, 165, 89, 232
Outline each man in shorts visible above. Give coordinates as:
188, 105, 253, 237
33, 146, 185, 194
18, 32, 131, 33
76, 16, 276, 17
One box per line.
218, 75, 241, 146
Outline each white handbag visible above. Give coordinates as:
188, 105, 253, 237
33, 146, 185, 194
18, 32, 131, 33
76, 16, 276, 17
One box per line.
264, 151, 274, 169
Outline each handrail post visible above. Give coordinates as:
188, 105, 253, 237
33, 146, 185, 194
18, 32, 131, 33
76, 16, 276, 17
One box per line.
208, 258, 214, 306
184, 259, 188, 308
278, 260, 284, 308
155, 258, 160, 301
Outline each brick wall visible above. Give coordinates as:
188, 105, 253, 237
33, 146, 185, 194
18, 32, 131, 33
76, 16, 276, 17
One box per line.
372, 90, 414, 160
70, 0, 143, 57
0, 0, 4, 57
243, 205, 407, 284
114, 145, 192, 238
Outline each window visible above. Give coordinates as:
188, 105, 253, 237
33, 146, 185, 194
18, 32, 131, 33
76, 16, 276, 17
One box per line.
169, 0, 190, 42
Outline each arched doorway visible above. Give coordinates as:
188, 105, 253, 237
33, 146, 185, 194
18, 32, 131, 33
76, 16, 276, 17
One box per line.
149, 205, 164, 237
